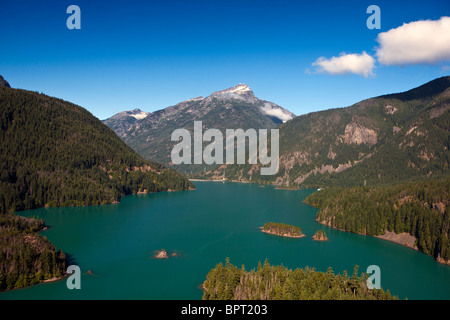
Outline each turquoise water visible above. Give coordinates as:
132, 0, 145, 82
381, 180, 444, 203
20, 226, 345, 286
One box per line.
1, 181, 449, 300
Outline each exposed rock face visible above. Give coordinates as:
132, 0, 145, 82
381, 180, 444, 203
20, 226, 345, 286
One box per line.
436, 254, 450, 265
154, 249, 169, 259
341, 122, 378, 146
432, 202, 445, 214
375, 231, 417, 250
106, 76, 449, 188
0, 75, 11, 88
327, 147, 337, 159
393, 126, 401, 134
312, 230, 328, 241
429, 102, 450, 119
385, 104, 398, 115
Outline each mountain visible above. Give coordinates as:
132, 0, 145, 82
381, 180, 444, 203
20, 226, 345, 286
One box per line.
0, 85, 194, 214
104, 84, 295, 174
205, 76, 450, 187
103, 108, 150, 136
0, 75, 11, 88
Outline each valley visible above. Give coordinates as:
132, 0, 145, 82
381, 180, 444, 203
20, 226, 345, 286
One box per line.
0, 75, 449, 299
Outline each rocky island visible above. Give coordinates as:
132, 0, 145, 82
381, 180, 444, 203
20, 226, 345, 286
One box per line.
154, 249, 181, 259
313, 230, 328, 241
261, 222, 305, 238
154, 249, 169, 259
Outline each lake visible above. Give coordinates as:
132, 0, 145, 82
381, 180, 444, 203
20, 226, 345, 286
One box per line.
1, 181, 449, 300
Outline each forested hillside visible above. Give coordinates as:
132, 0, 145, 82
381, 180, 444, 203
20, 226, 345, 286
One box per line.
0, 86, 194, 214
204, 76, 450, 187
0, 84, 196, 292
305, 178, 450, 264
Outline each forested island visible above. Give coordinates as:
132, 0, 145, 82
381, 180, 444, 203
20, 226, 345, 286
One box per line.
305, 178, 449, 265
261, 222, 305, 238
0, 214, 67, 291
313, 230, 328, 241
202, 258, 397, 300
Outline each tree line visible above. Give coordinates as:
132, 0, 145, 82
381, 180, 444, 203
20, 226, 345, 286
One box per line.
305, 178, 450, 263
202, 258, 397, 300
0, 214, 67, 291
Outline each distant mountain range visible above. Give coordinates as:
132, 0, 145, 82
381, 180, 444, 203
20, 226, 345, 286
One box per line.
105, 77, 449, 187
104, 84, 294, 174
203, 76, 450, 187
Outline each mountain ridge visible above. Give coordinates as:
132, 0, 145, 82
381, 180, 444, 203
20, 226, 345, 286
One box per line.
104, 83, 295, 174
0, 85, 194, 214
202, 76, 450, 187
0, 75, 11, 88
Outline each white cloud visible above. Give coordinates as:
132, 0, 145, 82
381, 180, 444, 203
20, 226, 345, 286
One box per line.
376, 16, 450, 65
311, 52, 375, 78
260, 103, 293, 123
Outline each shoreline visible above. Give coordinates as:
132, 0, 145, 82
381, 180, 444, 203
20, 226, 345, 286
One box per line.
260, 227, 306, 239
15, 186, 196, 214
43, 274, 67, 283
374, 231, 418, 251
154, 249, 169, 259
316, 219, 450, 266
274, 185, 300, 190
0, 274, 67, 294
316, 219, 417, 249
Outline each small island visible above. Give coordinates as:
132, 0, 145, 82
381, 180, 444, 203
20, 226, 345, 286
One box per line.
153, 249, 181, 259
313, 230, 328, 241
154, 249, 169, 259
261, 222, 305, 238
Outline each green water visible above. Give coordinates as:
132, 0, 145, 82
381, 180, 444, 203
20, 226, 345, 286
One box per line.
1, 181, 449, 300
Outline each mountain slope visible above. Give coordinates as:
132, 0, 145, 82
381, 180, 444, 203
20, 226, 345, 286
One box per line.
103, 108, 150, 136
206, 76, 450, 186
104, 84, 295, 174
305, 178, 450, 264
0, 85, 194, 214
0, 75, 10, 88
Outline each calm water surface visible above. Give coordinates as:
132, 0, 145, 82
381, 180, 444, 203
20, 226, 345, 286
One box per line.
1, 181, 449, 300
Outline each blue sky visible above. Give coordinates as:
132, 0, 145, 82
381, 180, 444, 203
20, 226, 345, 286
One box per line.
1, 0, 449, 120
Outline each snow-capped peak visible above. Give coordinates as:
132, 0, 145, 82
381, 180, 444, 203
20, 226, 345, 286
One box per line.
186, 96, 204, 102
225, 83, 252, 94
131, 112, 148, 120
209, 84, 256, 102
128, 109, 149, 120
